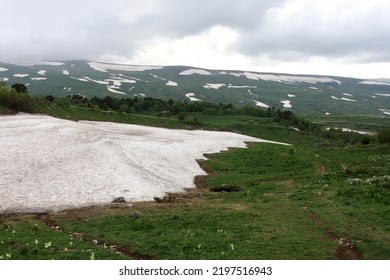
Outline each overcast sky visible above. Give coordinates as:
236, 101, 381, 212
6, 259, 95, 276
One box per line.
1, 0, 390, 78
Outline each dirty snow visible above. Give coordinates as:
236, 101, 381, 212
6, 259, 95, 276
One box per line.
88, 62, 163, 73
2, 114, 290, 213
180, 69, 211, 75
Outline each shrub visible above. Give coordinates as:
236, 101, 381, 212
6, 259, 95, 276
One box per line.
209, 184, 241, 192
378, 129, 390, 144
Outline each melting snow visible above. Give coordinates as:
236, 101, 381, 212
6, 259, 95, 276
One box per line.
375, 93, 390, 97
341, 97, 357, 102
180, 69, 211, 75
380, 109, 390, 115
14, 74, 29, 78
107, 87, 126, 95
88, 62, 163, 73
253, 100, 269, 108
166, 81, 178, 86
71, 77, 89, 82
236, 72, 341, 85
228, 85, 257, 89
359, 81, 390, 86
30, 77, 47, 81
281, 100, 292, 109
0, 114, 287, 213
248, 89, 258, 97
185, 93, 202, 101
203, 83, 225, 89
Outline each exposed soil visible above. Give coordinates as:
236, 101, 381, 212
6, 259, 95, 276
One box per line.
308, 212, 363, 260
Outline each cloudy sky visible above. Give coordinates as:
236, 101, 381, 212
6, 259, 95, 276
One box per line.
1, 0, 389, 78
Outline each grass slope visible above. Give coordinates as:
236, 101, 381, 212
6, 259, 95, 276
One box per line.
1, 107, 389, 260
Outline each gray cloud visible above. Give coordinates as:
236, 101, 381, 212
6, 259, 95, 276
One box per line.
1, 0, 389, 73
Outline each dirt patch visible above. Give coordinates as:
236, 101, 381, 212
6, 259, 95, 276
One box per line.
308, 212, 363, 260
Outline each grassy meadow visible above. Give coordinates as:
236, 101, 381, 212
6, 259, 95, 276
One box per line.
1, 97, 389, 260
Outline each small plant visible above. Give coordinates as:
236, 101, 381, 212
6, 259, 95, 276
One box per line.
153, 193, 176, 203
209, 184, 241, 192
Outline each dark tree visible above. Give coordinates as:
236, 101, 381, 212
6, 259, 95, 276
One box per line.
11, 83, 28, 93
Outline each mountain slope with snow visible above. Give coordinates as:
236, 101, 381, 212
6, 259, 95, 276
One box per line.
1, 60, 389, 116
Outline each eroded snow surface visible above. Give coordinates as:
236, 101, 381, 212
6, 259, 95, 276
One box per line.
0, 114, 286, 213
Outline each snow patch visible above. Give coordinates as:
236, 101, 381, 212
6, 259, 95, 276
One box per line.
14, 74, 29, 78
343, 93, 354, 97
248, 89, 258, 97
359, 80, 390, 86
166, 81, 178, 87
341, 97, 357, 102
375, 93, 390, 97
379, 108, 390, 115
331, 96, 339, 100
180, 69, 211, 75
70, 77, 89, 82
107, 87, 126, 95
228, 85, 257, 89
30, 77, 47, 81
0, 67, 8, 72
288, 94, 296, 98
237, 72, 341, 85
0, 114, 287, 213
185, 93, 202, 101
63, 70, 69, 75
281, 100, 292, 109
37, 70, 46, 75
88, 62, 163, 72
203, 83, 225, 89
253, 100, 269, 108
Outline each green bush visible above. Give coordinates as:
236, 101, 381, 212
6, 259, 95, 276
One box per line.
378, 129, 390, 144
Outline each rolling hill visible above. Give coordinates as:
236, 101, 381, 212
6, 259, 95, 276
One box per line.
1, 60, 390, 117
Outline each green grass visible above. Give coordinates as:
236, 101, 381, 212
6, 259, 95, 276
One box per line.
0, 219, 124, 260
1, 105, 389, 260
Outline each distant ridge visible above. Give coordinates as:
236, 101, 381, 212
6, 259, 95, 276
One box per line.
1, 60, 389, 116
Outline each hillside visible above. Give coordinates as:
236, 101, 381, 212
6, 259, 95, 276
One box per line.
1, 60, 390, 117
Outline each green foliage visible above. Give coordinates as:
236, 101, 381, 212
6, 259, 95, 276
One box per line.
378, 128, 390, 144
0, 82, 33, 112
11, 83, 28, 93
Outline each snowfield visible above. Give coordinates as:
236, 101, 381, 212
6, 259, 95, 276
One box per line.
0, 114, 286, 213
